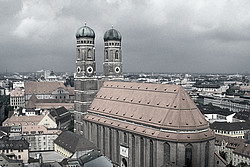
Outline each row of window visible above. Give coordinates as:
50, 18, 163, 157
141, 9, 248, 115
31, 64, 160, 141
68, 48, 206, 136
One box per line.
104, 42, 120, 46
77, 40, 94, 44
83, 122, 210, 167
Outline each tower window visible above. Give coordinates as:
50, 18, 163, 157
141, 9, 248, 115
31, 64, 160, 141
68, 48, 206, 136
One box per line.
88, 49, 92, 59
84, 40, 86, 43
105, 51, 108, 60
115, 51, 119, 59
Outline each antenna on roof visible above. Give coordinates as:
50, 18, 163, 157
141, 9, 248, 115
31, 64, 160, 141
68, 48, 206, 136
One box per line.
112, 25, 113, 29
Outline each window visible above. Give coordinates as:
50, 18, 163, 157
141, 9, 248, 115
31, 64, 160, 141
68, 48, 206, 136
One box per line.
132, 135, 135, 167
205, 142, 209, 167
87, 49, 92, 59
105, 50, 108, 60
115, 51, 119, 59
117, 130, 120, 163
103, 126, 105, 154
185, 144, 193, 167
150, 140, 153, 167
109, 128, 112, 158
140, 137, 144, 167
124, 132, 127, 143
163, 142, 170, 163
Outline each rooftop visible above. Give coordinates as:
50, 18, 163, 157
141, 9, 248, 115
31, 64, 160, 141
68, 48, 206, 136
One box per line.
84, 81, 214, 142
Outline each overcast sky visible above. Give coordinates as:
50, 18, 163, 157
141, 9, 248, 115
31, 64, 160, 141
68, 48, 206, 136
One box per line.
1, 0, 250, 74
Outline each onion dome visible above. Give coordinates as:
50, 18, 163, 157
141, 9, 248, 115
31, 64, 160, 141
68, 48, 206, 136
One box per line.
103, 27, 122, 41
76, 23, 95, 38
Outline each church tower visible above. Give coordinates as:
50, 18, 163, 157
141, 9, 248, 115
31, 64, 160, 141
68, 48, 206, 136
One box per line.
74, 23, 99, 135
103, 27, 123, 80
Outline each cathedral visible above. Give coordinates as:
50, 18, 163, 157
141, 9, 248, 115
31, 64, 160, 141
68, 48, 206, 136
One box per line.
74, 23, 215, 167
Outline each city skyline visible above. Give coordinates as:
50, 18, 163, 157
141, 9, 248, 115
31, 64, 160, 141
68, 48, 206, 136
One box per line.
1, 0, 250, 73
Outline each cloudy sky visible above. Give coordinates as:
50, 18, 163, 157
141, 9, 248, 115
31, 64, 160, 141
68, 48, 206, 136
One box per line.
1, 0, 250, 73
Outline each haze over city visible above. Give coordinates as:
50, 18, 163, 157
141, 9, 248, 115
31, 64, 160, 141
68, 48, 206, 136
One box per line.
1, 0, 250, 73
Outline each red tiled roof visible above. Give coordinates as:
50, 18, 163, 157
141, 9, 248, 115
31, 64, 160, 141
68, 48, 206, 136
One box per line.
84, 81, 215, 142
25, 81, 66, 95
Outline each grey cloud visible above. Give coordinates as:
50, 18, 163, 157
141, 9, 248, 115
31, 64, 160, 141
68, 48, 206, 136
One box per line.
0, 0, 250, 73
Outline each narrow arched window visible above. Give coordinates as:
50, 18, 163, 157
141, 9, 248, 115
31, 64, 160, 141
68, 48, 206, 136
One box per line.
132, 135, 135, 167
97, 125, 100, 147
185, 144, 193, 167
140, 137, 144, 167
109, 128, 112, 159
103, 126, 106, 154
77, 49, 80, 59
115, 51, 119, 59
150, 140, 154, 167
87, 49, 92, 59
116, 130, 120, 163
105, 50, 108, 60
124, 132, 127, 143
205, 142, 210, 167
163, 142, 170, 163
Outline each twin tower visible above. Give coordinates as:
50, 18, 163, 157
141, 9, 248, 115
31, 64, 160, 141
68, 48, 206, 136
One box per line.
75, 23, 123, 79
74, 24, 123, 134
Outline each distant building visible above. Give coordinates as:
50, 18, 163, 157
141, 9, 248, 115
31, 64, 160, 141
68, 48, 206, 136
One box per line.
66, 149, 113, 167
22, 125, 61, 152
24, 81, 74, 104
3, 112, 57, 128
214, 134, 250, 166
13, 81, 24, 89
26, 94, 74, 110
82, 81, 215, 167
50, 107, 72, 129
0, 153, 23, 167
210, 122, 250, 139
202, 95, 250, 112
10, 87, 25, 109
233, 143, 250, 166
0, 136, 29, 163
54, 131, 97, 159
215, 134, 245, 164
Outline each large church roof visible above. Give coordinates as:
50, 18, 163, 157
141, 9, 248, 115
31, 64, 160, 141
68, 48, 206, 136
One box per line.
84, 81, 214, 142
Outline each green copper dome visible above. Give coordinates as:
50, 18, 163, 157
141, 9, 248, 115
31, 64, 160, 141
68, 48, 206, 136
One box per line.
76, 25, 95, 38
103, 28, 122, 41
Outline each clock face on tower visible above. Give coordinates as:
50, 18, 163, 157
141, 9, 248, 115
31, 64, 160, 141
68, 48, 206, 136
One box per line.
87, 66, 93, 74
115, 66, 120, 73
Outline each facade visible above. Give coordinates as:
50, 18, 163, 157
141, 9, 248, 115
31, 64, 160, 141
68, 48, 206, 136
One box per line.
24, 81, 74, 104
82, 81, 215, 167
54, 131, 97, 158
233, 143, 250, 166
3, 112, 57, 128
203, 95, 250, 112
10, 87, 25, 109
210, 122, 250, 139
74, 24, 124, 135
0, 154, 23, 167
103, 27, 123, 80
22, 125, 61, 151
214, 134, 250, 166
0, 136, 29, 163
26, 94, 74, 110
74, 24, 100, 135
